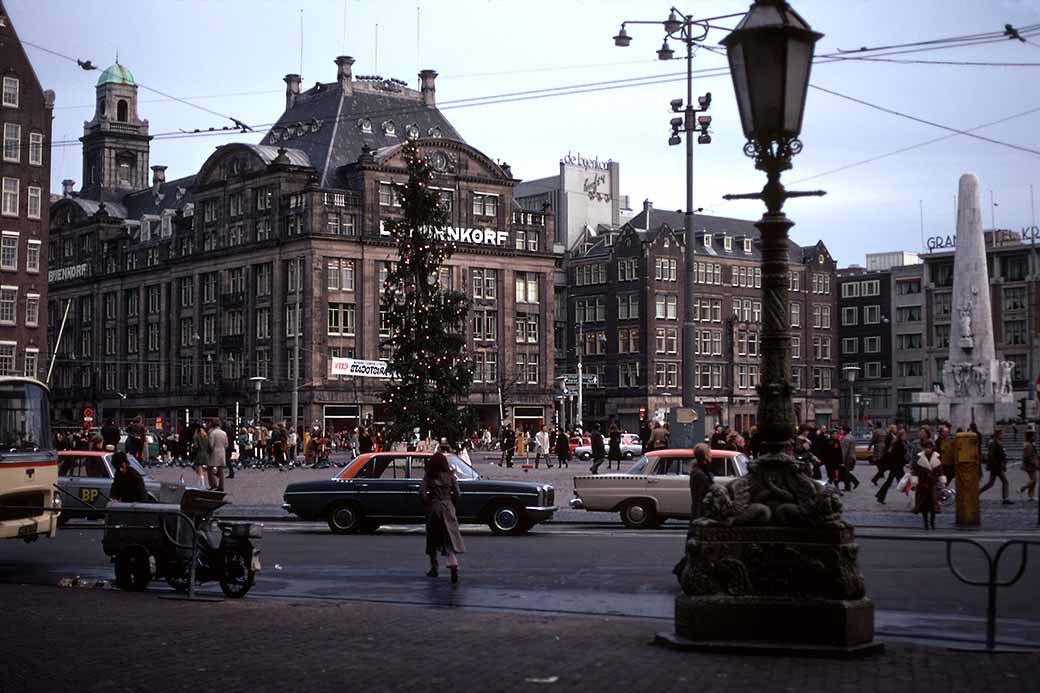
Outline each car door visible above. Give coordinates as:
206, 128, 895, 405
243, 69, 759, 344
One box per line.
646, 455, 691, 516
58, 456, 89, 516
398, 456, 429, 520
360, 454, 412, 519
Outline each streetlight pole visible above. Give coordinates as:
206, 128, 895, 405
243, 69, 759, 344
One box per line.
843, 364, 860, 433
577, 320, 584, 431
614, 8, 723, 407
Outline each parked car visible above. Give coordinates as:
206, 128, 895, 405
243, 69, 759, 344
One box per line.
573, 433, 642, 460
56, 450, 190, 523
117, 431, 161, 459
569, 448, 749, 529
567, 436, 590, 455
282, 451, 557, 536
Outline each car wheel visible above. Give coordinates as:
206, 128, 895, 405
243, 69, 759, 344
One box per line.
359, 520, 381, 534
326, 502, 362, 534
488, 502, 528, 536
580, 452, 591, 461
219, 550, 256, 598
620, 500, 659, 529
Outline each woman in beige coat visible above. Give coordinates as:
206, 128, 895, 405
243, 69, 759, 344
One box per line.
421, 448, 465, 583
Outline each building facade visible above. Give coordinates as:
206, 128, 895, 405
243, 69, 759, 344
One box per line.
836, 267, 896, 429
0, 1, 53, 379
47, 57, 556, 435
562, 204, 839, 433
918, 230, 1039, 422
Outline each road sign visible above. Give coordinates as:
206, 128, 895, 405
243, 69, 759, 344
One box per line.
155, 416, 163, 430
83, 407, 94, 419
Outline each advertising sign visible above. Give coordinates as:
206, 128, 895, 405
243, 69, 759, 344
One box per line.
330, 358, 393, 379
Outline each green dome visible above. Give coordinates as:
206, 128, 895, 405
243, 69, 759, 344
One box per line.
96, 63, 136, 87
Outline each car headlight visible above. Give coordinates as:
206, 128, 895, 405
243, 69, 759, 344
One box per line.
52, 493, 62, 509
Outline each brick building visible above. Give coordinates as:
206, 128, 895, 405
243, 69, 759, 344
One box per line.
0, 1, 53, 379
47, 57, 556, 434
562, 203, 839, 433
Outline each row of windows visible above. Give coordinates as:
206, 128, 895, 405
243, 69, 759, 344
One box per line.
840, 279, 880, 298
2, 124, 44, 165
841, 305, 882, 326
811, 273, 832, 295
0, 286, 38, 326
1, 178, 42, 219
841, 336, 883, 354
0, 343, 38, 378
0, 232, 41, 272
574, 263, 606, 286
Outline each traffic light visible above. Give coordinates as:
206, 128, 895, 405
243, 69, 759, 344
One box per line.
639, 406, 647, 420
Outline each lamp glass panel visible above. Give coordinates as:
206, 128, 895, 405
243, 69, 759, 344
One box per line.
783, 38, 813, 135
744, 33, 785, 140
727, 43, 754, 139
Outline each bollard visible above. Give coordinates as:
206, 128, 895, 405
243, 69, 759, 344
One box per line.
955, 431, 981, 527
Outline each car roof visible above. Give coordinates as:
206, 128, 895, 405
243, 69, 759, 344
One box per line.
58, 450, 109, 457
337, 451, 446, 479
644, 448, 743, 458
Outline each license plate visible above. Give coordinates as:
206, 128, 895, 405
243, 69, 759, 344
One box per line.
251, 553, 261, 572
17, 524, 36, 538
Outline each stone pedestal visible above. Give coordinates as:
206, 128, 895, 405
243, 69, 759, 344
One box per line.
955, 432, 981, 527
664, 524, 882, 655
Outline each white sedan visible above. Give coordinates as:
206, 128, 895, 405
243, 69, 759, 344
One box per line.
573, 433, 643, 460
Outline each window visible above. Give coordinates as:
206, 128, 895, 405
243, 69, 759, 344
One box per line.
576, 297, 606, 324
1004, 255, 1029, 282
791, 303, 801, 327
201, 273, 217, 303
201, 315, 216, 344
933, 293, 951, 318
223, 310, 243, 336
654, 258, 678, 281
23, 348, 37, 378
743, 238, 753, 253
327, 259, 355, 291
25, 239, 39, 273
0, 231, 16, 269
256, 308, 271, 340
897, 306, 922, 323
864, 336, 880, 353
813, 336, 831, 360
618, 361, 640, 388
514, 315, 539, 344
515, 352, 539, 384
934, 324, 950, 348
865, 362, 881, 379
287, 259, 301, 293
841, 306, 858, 326
1004, 320, 1027, 346
2, 177, 18, 216
179, 277, 194, 307
515, 228, 539, 252
472, 309, 497, 341
179, 318, 193, 347
617, 257, 639, 281
3, 123, 19, 162
897, 361, 923, 377
896, 279, 921, 295
841, 282, 860, 299
655, 362, 679, 388
0, 285, 16, 323
723, 235, 732, 251
24, 293, 38, 326
285, 304, 301, 337
0, 343, 14, 375
515, 272, 539, 304
842, 337, 858, 354
327, 303, 356, 336
812, 367, 832, 391
146, 286, 160, 314
1003, 286, 1027, 311
575, 263, 606, 286
472, 192, 498, 217
228, 192, 243, 217
256, 186, 273, 211
256, 217, 272, 241
2, 77, 18, 108
655, 294, 678, 320
617, 293, 639, 320
255, 263, 272, 296
146, 323, 160, 351
864, 305, 881, 324
896, 333, 922, 350
791, 335, 801, 360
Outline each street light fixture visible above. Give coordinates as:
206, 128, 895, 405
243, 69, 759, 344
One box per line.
843, 364, 861, 432
612, 7, 734, 407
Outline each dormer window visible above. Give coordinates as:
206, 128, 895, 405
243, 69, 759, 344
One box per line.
723, 235, 732, 251
703, 233, 712, 248
743, 238, 753, 254
382, 120, 397, 137
357, 118, 372, 134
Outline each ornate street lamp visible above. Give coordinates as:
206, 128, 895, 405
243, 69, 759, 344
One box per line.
664, 0, 879, 655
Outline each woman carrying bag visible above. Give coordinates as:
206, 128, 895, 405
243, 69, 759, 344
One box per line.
554, 428, 571, 469
911, 439, 945, 530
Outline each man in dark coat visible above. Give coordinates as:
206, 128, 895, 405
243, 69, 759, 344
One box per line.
100, 419, 121, 449
688, 443, 714, 526
501, 426, 516, 468
109, 452, 147, 503
589, 424, 607, 474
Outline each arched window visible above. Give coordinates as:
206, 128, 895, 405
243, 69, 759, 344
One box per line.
117, 99, 128, 122
98, 98, 107, 116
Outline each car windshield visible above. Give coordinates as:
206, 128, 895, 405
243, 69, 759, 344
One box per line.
626, 456, 650, 475
0, 380, 51, 453
103, 453, 148, 477
447, 454, 479, 480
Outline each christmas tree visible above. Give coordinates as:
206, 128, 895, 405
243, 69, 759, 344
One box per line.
380, 142, 474, 446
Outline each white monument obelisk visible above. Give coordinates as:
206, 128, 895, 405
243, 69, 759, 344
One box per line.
940, 173, 1014, 434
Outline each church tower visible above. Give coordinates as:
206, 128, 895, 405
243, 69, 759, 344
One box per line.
80, 61, 151, 199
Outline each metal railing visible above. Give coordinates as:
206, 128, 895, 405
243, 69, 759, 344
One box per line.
859, 532, 1040, 651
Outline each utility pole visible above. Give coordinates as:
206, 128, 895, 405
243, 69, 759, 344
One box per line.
577, 321, 584, 431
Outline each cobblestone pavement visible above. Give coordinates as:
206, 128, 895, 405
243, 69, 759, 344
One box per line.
148, 452, 1040, 530
3, 582, 1038, 693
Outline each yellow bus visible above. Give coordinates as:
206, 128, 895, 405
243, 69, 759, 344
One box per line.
0, 377, 59, 541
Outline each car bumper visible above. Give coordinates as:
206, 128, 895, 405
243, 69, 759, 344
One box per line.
569, 497, 585, 510
523, 505, 557, 523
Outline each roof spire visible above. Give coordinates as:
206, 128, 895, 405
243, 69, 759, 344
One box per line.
115, 49, 119, 64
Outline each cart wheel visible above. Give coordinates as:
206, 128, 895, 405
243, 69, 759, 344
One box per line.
114, 549, 151, 591
219, 550, 255, 598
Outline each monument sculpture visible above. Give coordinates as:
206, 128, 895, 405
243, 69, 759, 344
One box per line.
937, 173, 1014, 434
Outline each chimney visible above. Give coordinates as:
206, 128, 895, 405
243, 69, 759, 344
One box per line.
643, 199, 653, 232
62, 179, 75, 198
151, 165, 167, 189
419, 69, 438, 107
284, 73, 301, 110
335, 56, 355, 96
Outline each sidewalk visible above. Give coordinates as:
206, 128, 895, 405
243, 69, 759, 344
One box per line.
4, 583, 1037, 692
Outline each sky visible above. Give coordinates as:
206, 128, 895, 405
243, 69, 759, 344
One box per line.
11, 0, 1040, 267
